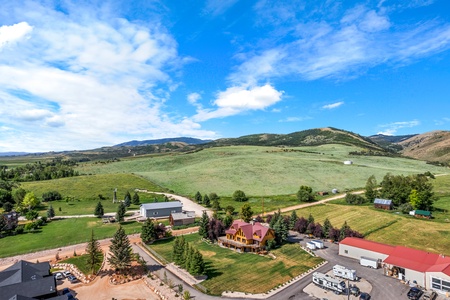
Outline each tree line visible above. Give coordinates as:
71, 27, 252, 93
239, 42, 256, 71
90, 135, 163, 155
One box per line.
0, 159, 79, 182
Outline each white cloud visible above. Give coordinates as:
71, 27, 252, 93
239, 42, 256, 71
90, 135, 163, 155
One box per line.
377, 120, 420, 135
0, 22, 33, 48
279, 116, 312, 122
203, 0, 239, 17
322, 101, 344, 110
193, 84, 283, 121
187, 92, 203, 109
0, 2, 216, 152
230, 3, 450, 84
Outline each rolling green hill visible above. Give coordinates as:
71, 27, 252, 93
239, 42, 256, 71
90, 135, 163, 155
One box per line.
76, 144, 448, 197
209, 127, 384, 151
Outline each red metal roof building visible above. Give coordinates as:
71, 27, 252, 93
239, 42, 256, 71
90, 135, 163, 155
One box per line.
339, 237, 450, 294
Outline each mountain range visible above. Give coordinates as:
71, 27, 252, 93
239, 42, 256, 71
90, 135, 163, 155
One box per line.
1, 128, 449, 163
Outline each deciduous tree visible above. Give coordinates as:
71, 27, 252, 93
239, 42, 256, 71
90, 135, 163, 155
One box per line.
233, 190, 248, 202
365, 175, 378, 202
22, 192, 39, 209
297, 185, 315, 202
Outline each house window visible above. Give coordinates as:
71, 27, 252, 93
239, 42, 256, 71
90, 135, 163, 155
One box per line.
345, 250, 348, 254
171, 210, 176, 213
242, 239, 246, 243
431, 277, 450, 292
153, 212, 158, 215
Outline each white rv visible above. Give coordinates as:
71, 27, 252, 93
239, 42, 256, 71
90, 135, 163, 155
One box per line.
333, 264, 358, 281
312, 272, 346, 294
360, 256, 379, 269
311, 240, 324, 249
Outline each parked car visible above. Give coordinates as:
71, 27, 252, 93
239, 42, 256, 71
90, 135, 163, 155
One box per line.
63, 271, 72, 278
67, 275, 78, 283
349, 285, 360, 296
422, 291, 437, 300
53, 272, 64, 280
61, 288, 71, 295
407, 287, 423, 300
360, 292, 371, 300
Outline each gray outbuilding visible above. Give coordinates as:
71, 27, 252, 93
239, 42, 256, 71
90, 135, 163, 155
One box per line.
140, 202, 183, 218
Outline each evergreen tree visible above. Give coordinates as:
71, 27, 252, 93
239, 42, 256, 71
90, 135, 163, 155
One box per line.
116, 202, 126, 222
194, 191, 202, 204
322, 218, 332, 239
108, 226, 132, 273
172, 236, 186, 266
223, 214, 233, 229
339, 221, 350, 241
94, 201, 104, 217
203, 194, 210, 207
191, 249, 205, 276
132, 192, 140, 205
240, 204, 253, 223
184, 244, 193, 270
85, 229, 103, 274
47, 205, 55, 219
199, 211, 209, 239
307, 213, 315, 225
124, 195, 131, 208
365, 175, 378, 202
289, 210, 298, 230
141, 218, 157, 244
209, 192, 219, 202
211, 198, 221, 212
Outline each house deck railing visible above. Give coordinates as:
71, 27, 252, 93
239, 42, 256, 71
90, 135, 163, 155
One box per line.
218, 236, 259, 249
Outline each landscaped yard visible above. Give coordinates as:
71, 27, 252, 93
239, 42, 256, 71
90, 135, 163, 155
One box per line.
21, 173, 168, 215
61, 253, 103, 275
148, 234, 324, 295
0, 218, 142, 258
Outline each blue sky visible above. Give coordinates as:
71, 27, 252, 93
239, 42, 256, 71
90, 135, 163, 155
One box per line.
0, 0, 450, 152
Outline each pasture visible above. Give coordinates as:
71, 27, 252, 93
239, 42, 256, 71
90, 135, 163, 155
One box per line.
292, 201, 450, 256
0, 218, 141, 258
76, 145, 448, 197
20, 173, 168, 215
148, 234, 323, 295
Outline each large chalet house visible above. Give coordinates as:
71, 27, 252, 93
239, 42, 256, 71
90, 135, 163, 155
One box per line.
218, 220, 275, 253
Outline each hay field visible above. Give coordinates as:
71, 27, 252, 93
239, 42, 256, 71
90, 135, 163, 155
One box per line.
76, 145, 448, 197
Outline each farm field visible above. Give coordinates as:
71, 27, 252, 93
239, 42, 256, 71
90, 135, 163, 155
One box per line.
0, 218, 141, 258
21, 173, 168, 215
292, 201, 450, 256
76, 145, 448, 197
148, 234, 323, 295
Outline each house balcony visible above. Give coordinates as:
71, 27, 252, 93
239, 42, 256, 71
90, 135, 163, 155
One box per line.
218, 236, 260, 252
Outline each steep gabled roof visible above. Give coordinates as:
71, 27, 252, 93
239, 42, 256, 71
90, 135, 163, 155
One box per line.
374, 198, 392, 205
225, 220, 272, 241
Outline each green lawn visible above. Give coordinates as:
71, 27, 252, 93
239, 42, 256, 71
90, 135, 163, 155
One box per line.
149, 234, 323, 295
0, 218, 142, 258
76, 145, 448, 197
61, 253, 103, 275
20, 173, 168, 215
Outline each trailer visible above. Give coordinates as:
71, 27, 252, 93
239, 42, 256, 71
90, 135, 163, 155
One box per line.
311, 240, 324, 249
312, 272, 346, 294
360, 256, 379, 269
306, 242, 316, 250
333, 264, 358, 281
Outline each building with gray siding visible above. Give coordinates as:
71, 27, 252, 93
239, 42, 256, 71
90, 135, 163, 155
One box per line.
140, 202, 183, 218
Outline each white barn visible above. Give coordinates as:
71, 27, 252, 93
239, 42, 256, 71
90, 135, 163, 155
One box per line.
339, 238, 450, 294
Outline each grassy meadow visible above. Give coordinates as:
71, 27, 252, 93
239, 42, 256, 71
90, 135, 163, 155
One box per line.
76, 145, 448, 197
0, 218, 141, 258
148, 234, 323, 295
20, 173, 168, 215
291, 199, 450, 256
